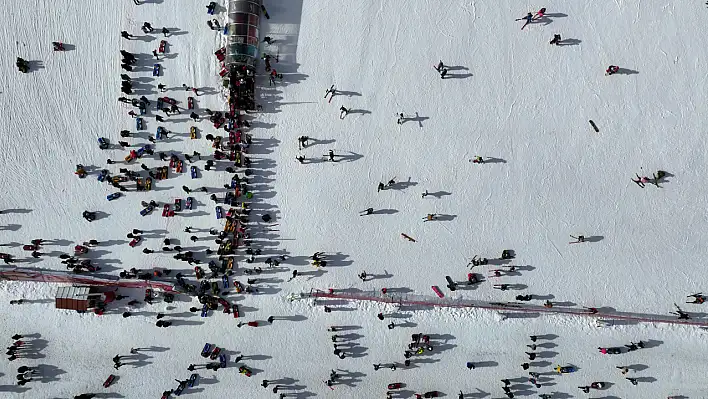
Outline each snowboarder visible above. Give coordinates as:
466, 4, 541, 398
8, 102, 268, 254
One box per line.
550, 34, 561, 45
120, 31, 134, 40
626, 377, 638, 385
397, 113, 406, 124
328, 150, 335, 162
339, 106, 349, 119
377, 182, 385, 192
298, 136, 309, 149
161, 27, 169, 37
358, 271, 367, 281
616, 365, 629, 374
152, 50, 159, 60
440, 68, 448, 78
606, 65, 620, 76
533, 8, 546, 20
526, 352, 536, 360
142, 22, 154, 33
190, 112, 200, 121
435, 60, 444, 72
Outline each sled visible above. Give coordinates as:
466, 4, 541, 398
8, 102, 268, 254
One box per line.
188, 373, 198, 387
140, 205, 154, 217
139, 103, 146, 115
589, 120, 599, 132
431, 286, 444, 298
388, 383, 403, 390
52, 41, 65, 51
129, 237, 141, 247
174, 198, 182, 212
218, 353, 227, 368
215, 206, 223, 219
153, 63, 161, 76
156, 98, 163, 110
190, 166, 197, 179
201, 343, 212, 358
590, 382, 605, 389
145, 177, 152, 190
554, 365, 576, 374
188, 97, 194, 109
214, 47, 226, 62
107, 192, 121, 201
103, 374, 116, 388
162, 204, 170, 217
156, 126, 165, 140
136, 117, 144, 130
98, 137, 110, 150
190, 126, 197, 139
238, 366, 252, 376
158, 40, 166, 53
210, 347, 221, 360
201, 303, 209, 317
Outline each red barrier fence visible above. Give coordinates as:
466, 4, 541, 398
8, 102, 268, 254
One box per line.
0, 267, 177, 292
297, 289, 708, 328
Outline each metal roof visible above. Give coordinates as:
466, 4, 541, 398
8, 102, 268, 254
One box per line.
55, 286, 91, 300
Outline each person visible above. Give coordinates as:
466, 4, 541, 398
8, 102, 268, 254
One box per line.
436, 60, 444, 72
158, 83, 166, 92
377, 313, 384, 320
377, 182, 385, 192
142, 22, 153, 33
359, 208, 374, 216
328, 150, 335, 161
190, 112, 199, 121
515, 12, 533, 29
550, 34, 561, 45
626, 377, 638, 385
339, 106, 349, 119
440, 68, 448, 78
616, 365, 629, 374
120, 31, 134, 39
466, 362, 475, 369
533, 7, 546, 20
161, 27, 169, 37
606, 65, 620, 75
397, 113, 405, 124
263, 36, 274, 45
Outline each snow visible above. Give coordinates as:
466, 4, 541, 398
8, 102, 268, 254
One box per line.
0, 0, 707, 398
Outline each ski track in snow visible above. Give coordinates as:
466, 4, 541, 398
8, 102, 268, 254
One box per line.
0, 0, 708, 398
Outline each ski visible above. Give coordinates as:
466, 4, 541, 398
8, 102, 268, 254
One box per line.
323, 381, 335, 390
589, 120, 599, 132
431, 286, 444, 298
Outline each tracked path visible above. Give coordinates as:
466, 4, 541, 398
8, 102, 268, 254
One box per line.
292, 289, 708, 328
0, 267, 177, 292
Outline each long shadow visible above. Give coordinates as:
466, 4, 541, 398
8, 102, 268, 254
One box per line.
616, 68, 639, 75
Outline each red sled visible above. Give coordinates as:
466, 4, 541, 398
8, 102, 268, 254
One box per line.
22, 245, 37, 251
161, 96, 176, 105
103, 374, 116, 388
188, 97, 194, 109
431, 286, 444, 298
233, 304, 240, 318
388, 383, 403, 390
158, 40, 166, 53
162, 204, 170, 217
129, 237, 141, 247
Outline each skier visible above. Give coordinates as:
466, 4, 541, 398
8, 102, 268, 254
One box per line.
550, 34, 561, 45
359, 208, 374, 216
606, 65, 620, 76
515, 12, 534, 29
328, 150, 335, 162
339, 106, 349, 119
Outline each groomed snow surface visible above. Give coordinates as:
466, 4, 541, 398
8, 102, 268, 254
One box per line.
1, 0, 708, 398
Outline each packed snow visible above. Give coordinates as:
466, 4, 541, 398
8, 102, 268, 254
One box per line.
1, 0, 707, 398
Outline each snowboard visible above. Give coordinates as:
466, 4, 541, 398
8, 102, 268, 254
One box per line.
589, 120, 599, 132
140, 205, 154, 217
222, 275, 229, 288
261, 5, 270, 19
201, 343, 212, 358
191, 166, 197, 179
445, 276, 457, 291
103, 374, 116, 388
324, 85, 335, 103
188, 373, 198, 387
219, 353, 227, 368
431, 286, 444, 298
